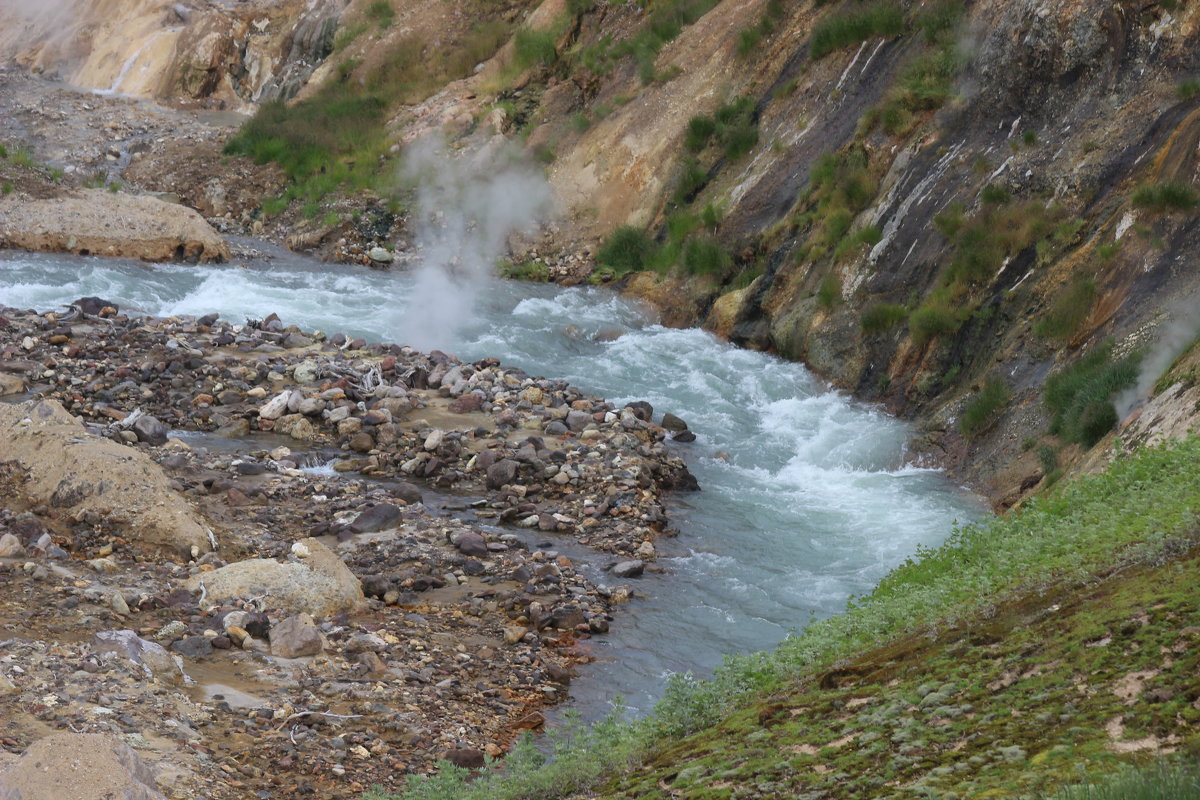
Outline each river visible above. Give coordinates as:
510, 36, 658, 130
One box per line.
0, 246, 982, 719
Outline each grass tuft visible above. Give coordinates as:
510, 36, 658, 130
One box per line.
1044, 341, 1140, 448
1131, 181, 1200, 213
810, 1, 904, 60
960, 375, 1011, 437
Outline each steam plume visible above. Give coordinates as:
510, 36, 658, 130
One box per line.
392, 135, 551, 351
1114, 301, 1200, 419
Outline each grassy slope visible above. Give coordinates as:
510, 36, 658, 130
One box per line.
376, 436, 1200, 800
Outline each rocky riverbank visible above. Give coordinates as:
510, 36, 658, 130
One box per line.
0, 298, 697, 798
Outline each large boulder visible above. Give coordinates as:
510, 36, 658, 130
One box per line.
0, 400, 213, 556
186, 538, 364, 617
0, 189, 229, 262
0, 733, 166, 800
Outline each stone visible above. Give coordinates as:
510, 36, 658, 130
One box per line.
502, 625, 528, 645
544, 420, 568, 436
349, 503, 402, 533
448, 393, 484, 413
270, 613, 322, 658
671, 430, 697, 442
0, 374, 25, 396
486, 459, 519, 489
0, 733, 167, 800
453, 531, 489, 558
130, 414, 169, 445
257, 391, 292, 421
612, 560, 645, 578
92, 630, 184, 684
661, 412, 689, 432
391, 482, 422, 504
367, 246, 394, 265
441, 748, 485, 769
0, 533, 24, 559
297, 397, 325, 416
186, 537, 365, 617
170, 635, 214, 659
565, 409, 592, 432
349, 432, 375, 453
0, 400, 212, 556
626, 400, 653, 421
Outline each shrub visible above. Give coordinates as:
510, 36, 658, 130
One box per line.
685, 115, 717, 152
513, 28, 558, 69
810, 1, 904, 60
0, 143, 7, 159
1044, 341, 1140, 447
959, 375, 1011, 437
1033, 277, 1096, 340
1131, 181, 1200, 213
980, 183, 1011, 204
861, 303, 907, 333
597, 225, 657, 272
1177, 78, 1200, 101
366, 0, 394, 27
817, 273, 841, 308
933, 203, 965, 238
674, 157, 709, 202
682, 236, 731, 276
909, 296, 964, 345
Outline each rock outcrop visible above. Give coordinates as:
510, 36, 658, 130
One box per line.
0, 399, 214, 556
0, 733, 166, 800
0, 189, 229, 262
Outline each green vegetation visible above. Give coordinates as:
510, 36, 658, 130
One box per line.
369, 434, 1200, 800
809, 1, 904, 60
1044, 341, 1140, 448
572, 0, 722, 83
736, 0, 784, 57
681, 235, 731, 276
796, 145, 881, 261
981, 182, 1011, 204
909, 291, 966, 345
1046, 761, 1200, 800
860, 302, 907, 333
513, 28, 559, 69
1, 182, 12, 196
597, 225, 657, 275
1023, 128, 1038, 146
0, 143, 7, 159
959, 375, 1011, 437
366, 0, 394, 28
683, 97, 759, 162
1177, 78, 1200, 101
498, 258, 552, 282
1034, 277, 1096, 341
1131, 181, 1200, 213
817, 273, 841, 308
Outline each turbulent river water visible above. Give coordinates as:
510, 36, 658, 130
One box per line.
0, 246, 983, 719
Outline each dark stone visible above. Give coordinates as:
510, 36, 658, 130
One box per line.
211, 635, 232, 650
475, 449, 498, 471
549, 605, 586, 630
565, 410, 592, 432
448, 393, 485, 413
671, 430, 697, 443
611, 560, 645, 578
454, 531, 489, 558
349, 432, 375, 453
391, 482, 422, 504
349, 503, 403, 534
234, 461, 267, 475
625, 401, 653, 421
73, 296, 119, 315
131, 414, 169, 445
544, 420, 568, 436
442, 748, 485, 770
197, 313, 219, 327
661, 412, 689, 432
463, 559, 485, 576
361, 575, 391, 598
486, 459, 519, 490
170, 635, 214, 659
243, 612, 271, 640
544, 662, 576, 683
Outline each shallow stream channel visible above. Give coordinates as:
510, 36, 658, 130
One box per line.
0, 244, 984, 721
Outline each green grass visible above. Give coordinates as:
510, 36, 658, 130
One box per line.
681, 236, 731, 276
1034, 277, 1096, 341
861, 302, 907, 333
810, 1, 904, 60
1045, 760, 1200, 800
1131, 181, 1200, 213
1044, 341, 1140, 447
514, 28, 559, 69
572, 0, 721, 83
366, 0, 394, 28
0, 143, 7, 159
959, 375, 1011, 437
683, 97, 759, 162
909, 294, 966, 345
597, 225, 658, 274
817, 273, 841, 308
1177, 78, 1200, 101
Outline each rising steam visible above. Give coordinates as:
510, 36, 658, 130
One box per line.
1114, 302, 1200, 419
392, 135, 552, 352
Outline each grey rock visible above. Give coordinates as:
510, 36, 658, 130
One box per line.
92, 630, 184, 684
131, 415, 169, 445
0, 533, 24, 559
170, 635, 214, 659
349, 503, 403, 533
486, 459, 519, 489
611, 560, 645, 578
661, 413, 689, 432
453, 531, 489, 558
270, 613, 323, 658
565, 409, 592, 432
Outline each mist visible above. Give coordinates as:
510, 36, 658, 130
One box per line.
391, 135, 552, 352
1114, 301, 1200, 419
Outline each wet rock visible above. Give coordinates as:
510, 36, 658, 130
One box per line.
170, 635, 214, 659
368, 246, 394, 265
73, 296, 120, 316
392, 482, 422, 504
626, 400, 653, 421
130, 414, 169, 445
186, 537, 364, 617
349, 503, 403, 534
452, 531, 488, 558
661, 412, 689, 432
0, 733, 166, 800
360, 575, 391, 599
270, 613, 322, 658
671, 430, 697, 442
612, 560, 645, 578
448, 393, 485, 413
